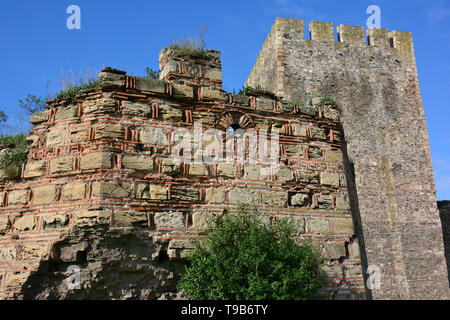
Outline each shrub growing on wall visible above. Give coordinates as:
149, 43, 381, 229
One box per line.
177, 205, 323, 300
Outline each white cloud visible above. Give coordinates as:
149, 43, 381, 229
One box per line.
427, 1, 450, 25
262, 0, 329, 21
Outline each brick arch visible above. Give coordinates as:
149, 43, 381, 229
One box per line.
213, 110, 255, 131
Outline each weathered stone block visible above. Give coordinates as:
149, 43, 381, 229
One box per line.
335, 219, 354, 234
29, 110, 49, 124
136, 184, 150, 199
200, 87, 228, 102
62, 183, 85, 201
140, 127, 168, 145
285, 144, 303, 157
5, 272, 30, 289
8, 190, 29, 205
46, 130, 65, 146
280, 101, 294, 113
309, 218, 329, 233
91, 181, 132, 198
276, 215, 305, 232
320, 172, 340, 186
95, 124, 124, 140
216, 163, 235, 178
150, 184, 167, 200
205, 67, 222, 80
121, 101, 151, 117
323, 243, 346, 259
75, 210, 110, 227
229, 189, 258, 204
337, 24, 365, 45
256, 97, 274, 111
192, 111, 216, 127
50, 157, 73, 174
262, 191, 285, 206
192, 212, 211, 229
232, 94, 250, 106
160, 60, 178, 79
316, 194, 333, 209
168, 239, 196, 259
69, 127, 89, 143
23, 244, 47, 259
325, 150, 343, 162
159, 104, 183, 122
83, 98, 116, 114
297, 171, 320, 184
136, 184, 167, 200
189, 163, 209, 176
80, 152, 112, 170
243, 165, 268, 180
114, 210, 148, 227
98, 71, 126, 90
308, 146, 322, 159
297, 104, 316, 116
172, 84, 194, 99
0, 245, 16, 265
171, 187, 198, 202
350, 242, 361, 258
322, 106, 339, 120
291, 123, 307, 137
335, 194, 350, 210
160, 158, 181, 176
205, 188, 224, 203
42, 214, 69, 229
122, 154, 153, 171
135, 77, 165, 94
309, 21, 334, 42
14, 216, 36, 232
253, 118, 270, 130
33, 185, 57, 204
291, 193, 309, 207
277, 168, 293, 182
154, 211, 185, 229
311, 127, 326, 140
0, 217, 10, 235
55, 105, 78, 120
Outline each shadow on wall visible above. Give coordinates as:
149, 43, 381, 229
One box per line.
340, 126, 372, 300
438, 201, 450, 288
19, 227, 186, 300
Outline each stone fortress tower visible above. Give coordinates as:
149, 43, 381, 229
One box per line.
0, 17, 448, 300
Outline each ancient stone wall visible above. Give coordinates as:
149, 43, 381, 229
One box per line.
247, 18, 450, 299
0, 45, 364, 299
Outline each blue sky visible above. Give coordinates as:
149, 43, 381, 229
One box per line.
0, 0, 449, 199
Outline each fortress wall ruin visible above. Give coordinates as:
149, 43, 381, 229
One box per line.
246, 18, 449, 299
0, 45, 363, 299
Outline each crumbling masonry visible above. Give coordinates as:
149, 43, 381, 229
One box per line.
0, 18, 448, 300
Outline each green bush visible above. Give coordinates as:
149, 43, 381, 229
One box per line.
169, 26, 209, 59
318, 96, 337, 106
55, 77, 100, 103
144, 67, 161, 79
0, 133, 28, 166
177, 205, 323, 300
0, 133, 28, 180
234, 85, 264, 96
